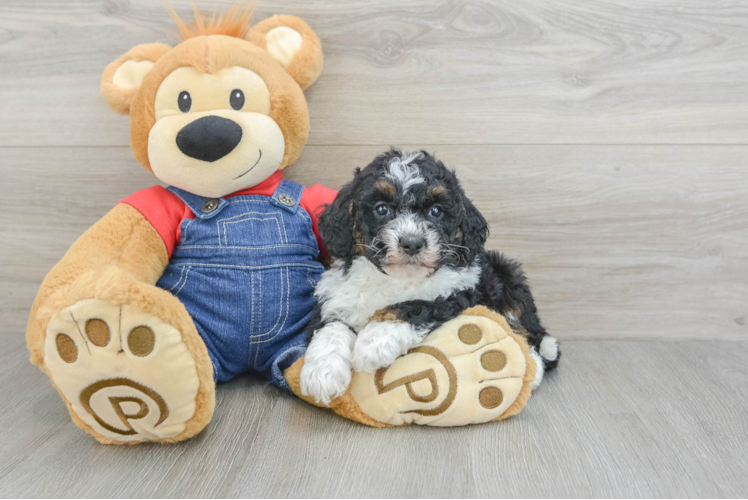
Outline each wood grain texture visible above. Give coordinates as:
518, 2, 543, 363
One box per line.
2, 1, 748, 497
2, 145, 746, 340
1, 0, 748, 146
0, 339, 746, 498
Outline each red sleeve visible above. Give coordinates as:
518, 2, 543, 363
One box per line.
300, 184, 338, 260
119, 186, 189, 259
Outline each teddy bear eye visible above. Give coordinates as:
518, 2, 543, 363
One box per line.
178, 91, 191, 113
230, 89, 245, 110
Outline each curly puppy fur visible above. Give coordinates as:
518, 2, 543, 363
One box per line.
301, 150, 559, 402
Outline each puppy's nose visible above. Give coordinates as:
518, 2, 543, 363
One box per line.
176, 116, 242, 162
399, 236, 425, 255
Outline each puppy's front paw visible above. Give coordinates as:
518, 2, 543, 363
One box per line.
353, 321, 425, 373
300, 355, 351, 406
300, 322, 355, 405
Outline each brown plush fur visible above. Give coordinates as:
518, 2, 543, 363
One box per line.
27, 204, 169, 365
246, 15, 324, 91
124, 36, 311, 172
27, 205, 216, 444
284, 305, 534, 427
100, 43, 172, 115
32, 9, 324, 444
100, 15, 323, 172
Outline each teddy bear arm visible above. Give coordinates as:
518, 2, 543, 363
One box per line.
27, 203, 169, 365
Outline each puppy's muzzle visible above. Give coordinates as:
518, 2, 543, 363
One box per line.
399, 235, 425, 256
176, 115, 243, 162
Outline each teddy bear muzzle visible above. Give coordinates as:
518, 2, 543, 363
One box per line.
175, 115, 243, 162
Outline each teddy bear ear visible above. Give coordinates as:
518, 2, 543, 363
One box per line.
101, 43, 172, 115
246, 15, 323, 90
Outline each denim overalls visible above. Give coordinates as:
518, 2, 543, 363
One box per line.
156, 180, 324, 388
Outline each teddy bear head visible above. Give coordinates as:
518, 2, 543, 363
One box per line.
101, 7, 323, 198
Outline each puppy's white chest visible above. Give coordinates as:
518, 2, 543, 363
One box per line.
315, 258, 480, 332
340, 281, 429, 331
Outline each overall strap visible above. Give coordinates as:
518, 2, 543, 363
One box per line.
166, 186, 229, 220
269, 180, 304, 214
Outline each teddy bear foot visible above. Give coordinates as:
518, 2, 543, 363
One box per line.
349, 310, 534, 426
44, 299, 205, 443
286, 306, 537, 427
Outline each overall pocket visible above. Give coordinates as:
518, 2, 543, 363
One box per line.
248, 266, 289, 342
246, 265, 294, 369
217, 210, 287, 247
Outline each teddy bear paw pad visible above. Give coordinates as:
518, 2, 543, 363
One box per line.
349, 315, 527, 426
44, 299, 200, 442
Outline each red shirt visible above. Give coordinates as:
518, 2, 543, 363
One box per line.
119, 171, 337, 260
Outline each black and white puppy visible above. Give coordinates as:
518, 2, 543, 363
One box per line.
300, 150, 559, 404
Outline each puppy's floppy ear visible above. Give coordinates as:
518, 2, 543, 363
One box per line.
246, 15, 323, 90
318, 174, 360, 260
101, 43, 171, 114
459, 195, 489, 263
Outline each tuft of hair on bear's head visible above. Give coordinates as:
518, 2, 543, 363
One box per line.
169, 3, 254, 41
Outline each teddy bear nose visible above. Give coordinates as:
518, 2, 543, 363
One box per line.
176, 115, 243, 162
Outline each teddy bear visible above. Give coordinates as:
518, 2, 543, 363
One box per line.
26, 6, 537, 444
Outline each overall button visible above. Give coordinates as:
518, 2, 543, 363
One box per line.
279, 193, 295, 207
202, 198, 219, 213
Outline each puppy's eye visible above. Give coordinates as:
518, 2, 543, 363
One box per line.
230, 89, 245, 110
374, 203, 390, 217
178, 91, 192, 113
428, 205, 443, 218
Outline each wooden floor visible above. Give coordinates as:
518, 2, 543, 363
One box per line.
1, 0, 747, 497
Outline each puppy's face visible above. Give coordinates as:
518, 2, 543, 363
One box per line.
320, 150, 488, 276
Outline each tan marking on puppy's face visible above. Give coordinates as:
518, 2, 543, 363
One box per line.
349, 200, 367, 255
375, 181, 396, 198
148, 66, 285, 198
352, 223, 366, 255
429, 185, 447, 197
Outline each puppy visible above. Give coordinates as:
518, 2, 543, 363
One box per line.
300, 150, 559, 404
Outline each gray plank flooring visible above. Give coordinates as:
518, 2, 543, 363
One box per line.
1, 339, 747, 498
1, 0, 747, 497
